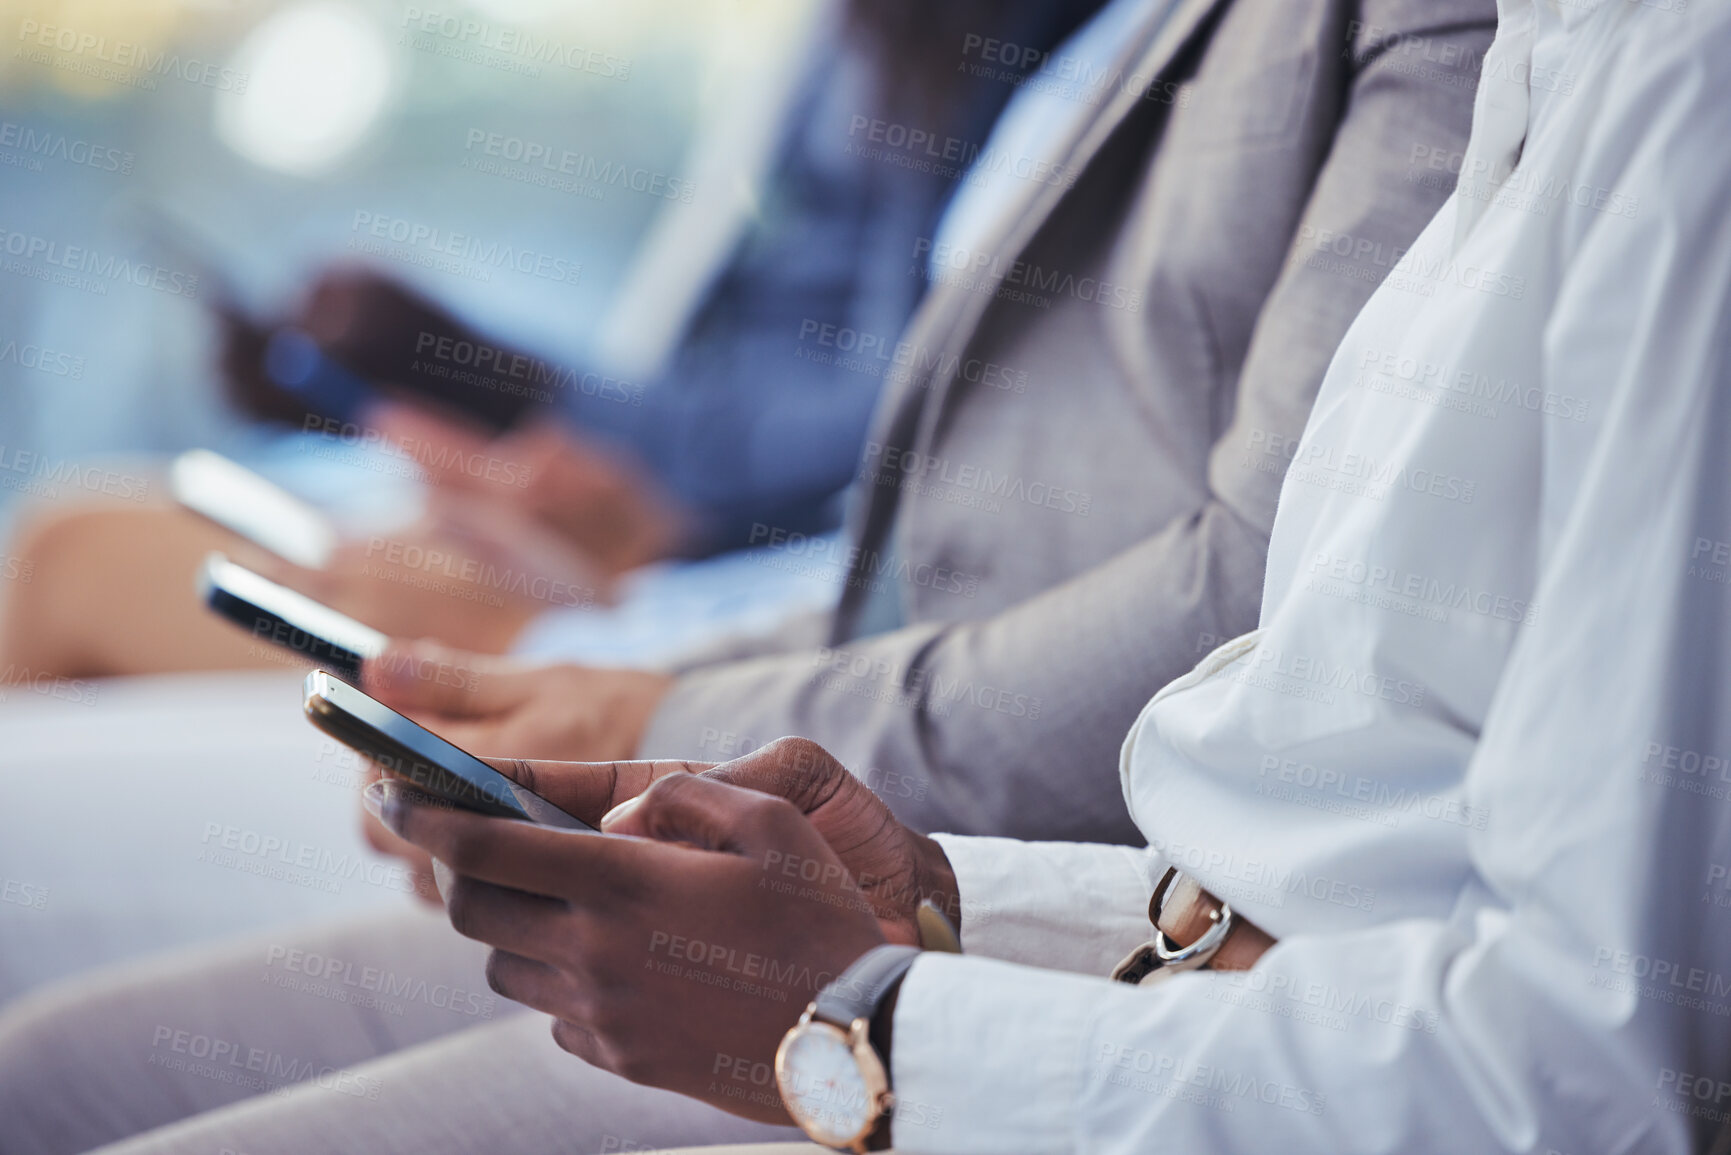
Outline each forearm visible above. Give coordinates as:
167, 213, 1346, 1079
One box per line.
639, 501, 1269, 842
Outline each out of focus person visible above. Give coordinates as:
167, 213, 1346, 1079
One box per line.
0, 0, 1110, 676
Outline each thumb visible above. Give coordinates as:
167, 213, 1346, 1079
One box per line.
482, 757, 708, 829
603, 773, 837, 869
363, 639, 524, 719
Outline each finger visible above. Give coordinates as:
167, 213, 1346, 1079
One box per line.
441, 872, 567, 957
600, 772, 814, 859
702, 736, 850, 813
483, 757, 709, 828
368, 778, 650, 899
549, 1018, 614, 1071
363, 638, 525, 718
483, 949, 572, 1014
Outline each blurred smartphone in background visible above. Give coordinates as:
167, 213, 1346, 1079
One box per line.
171, 449, 338, 569
199, 553, 382, 683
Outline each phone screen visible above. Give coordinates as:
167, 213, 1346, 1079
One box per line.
303, 670, 595, 832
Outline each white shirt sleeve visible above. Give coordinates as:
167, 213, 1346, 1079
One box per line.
888, 15, 1731, 1154
931, 834, 1163, 974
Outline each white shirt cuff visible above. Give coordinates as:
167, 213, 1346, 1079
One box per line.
932, 834, 1163, 975
889, 953, 1110, 1155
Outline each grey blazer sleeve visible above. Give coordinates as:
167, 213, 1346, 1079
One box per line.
639, 4, 1496, 843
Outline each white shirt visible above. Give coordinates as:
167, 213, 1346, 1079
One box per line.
891, 1, 1731, 1151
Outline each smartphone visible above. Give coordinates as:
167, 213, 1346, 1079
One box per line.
200, 553, 384, 684
302, 670, 594, 830
172, 450, 338, 569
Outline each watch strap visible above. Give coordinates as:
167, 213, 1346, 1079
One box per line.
813, 944, 921, 1027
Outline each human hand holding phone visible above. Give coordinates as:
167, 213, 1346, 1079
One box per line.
356, 733, 954, 945
366, 757, 889, 1124
361, 639, 673, 764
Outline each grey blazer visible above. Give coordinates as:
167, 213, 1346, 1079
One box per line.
640, 0, 1497, 843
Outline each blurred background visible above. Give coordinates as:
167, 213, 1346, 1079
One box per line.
0, 0, 807, 535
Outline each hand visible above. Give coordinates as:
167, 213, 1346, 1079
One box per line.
359, 739, 958, 943
368, 769, 888, 1124
254, 507, 610, 655
369, 404, 687, 577
356, 754, 700, 908
362, 639, 673, 763
698, 737, 960, 943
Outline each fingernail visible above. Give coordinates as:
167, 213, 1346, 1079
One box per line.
600, 794, 644, 831
364, 779, 406, 833
361, 779, 387, 820
431, 858, 454, 903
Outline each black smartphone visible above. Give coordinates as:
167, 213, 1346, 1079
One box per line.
302, 670, 595, 831
199, 553, 383, 684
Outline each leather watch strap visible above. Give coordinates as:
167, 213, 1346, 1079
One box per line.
814, 944, 922, 1027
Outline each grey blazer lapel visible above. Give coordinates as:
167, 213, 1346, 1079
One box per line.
893, 0, 1232, 450
837, 0, 1230, 631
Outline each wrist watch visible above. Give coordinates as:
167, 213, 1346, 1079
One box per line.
775, 944, 920, 1152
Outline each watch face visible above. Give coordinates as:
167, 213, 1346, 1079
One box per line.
775, 1023, 875, 1147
